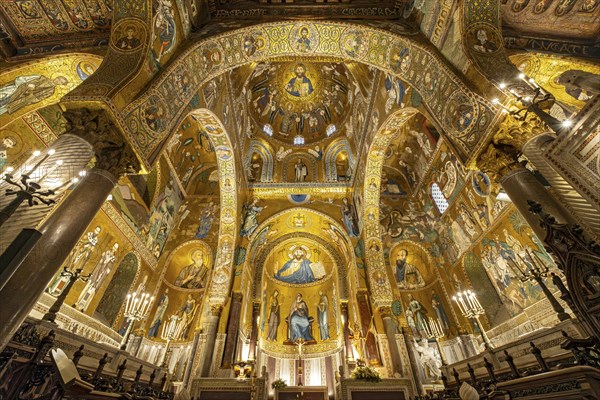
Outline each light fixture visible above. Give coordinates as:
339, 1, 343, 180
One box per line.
293, 135, 305, 145
493, 73, 568, 133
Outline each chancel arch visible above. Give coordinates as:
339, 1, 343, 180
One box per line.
3, 4, 600, 400
122, 21, 497, 168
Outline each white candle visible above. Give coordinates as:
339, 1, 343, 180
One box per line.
125, 294, 131, 313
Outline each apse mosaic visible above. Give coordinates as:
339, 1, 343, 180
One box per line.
390, 242, 432, 291
259, 233, 342, 355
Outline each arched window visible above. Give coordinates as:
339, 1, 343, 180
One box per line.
431, 182, 449, 214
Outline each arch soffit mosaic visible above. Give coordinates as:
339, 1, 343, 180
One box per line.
186, 108, 238, 307
246, 207, 355, 301
120, 21, 498, 168
363, 108, 421, 308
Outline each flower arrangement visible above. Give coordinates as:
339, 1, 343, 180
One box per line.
271, 378, 288, 389
352, 366, 382, 383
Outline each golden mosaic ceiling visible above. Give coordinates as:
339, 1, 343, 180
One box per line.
246, 61, 352, 147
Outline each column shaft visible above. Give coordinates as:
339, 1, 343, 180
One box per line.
0, 168, 116, 350
501, 167, 576, 238
248, 302, 260, 362
221, 293, 243, 369
382, 314, 403, 375
200, 308, 221, 377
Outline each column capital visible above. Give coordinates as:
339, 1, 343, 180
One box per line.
63, 108, 141, 177
378, 306, 392, 319
209, 303, 223, 317
475, 143, 525, 184
232, 291, 243, 303
492, 115, 548, 151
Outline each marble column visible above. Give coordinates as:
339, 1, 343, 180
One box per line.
221, 292, 243, 369
0, 108, 140, 351
379, 306, 403, 375
248, 302, 260, 362
402, 327, 425, 396
356, 290, 381, 366
340, 302, 354, 364
200, 304, 222, 377
501, 166, 576, 236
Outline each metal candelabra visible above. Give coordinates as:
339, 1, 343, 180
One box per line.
452, 290, 493, 350
492, 73, 572, 134
0, 149, 78, 227
160, 314, 181, 368
424, 317, 447, 366
42, 267, 90, 323
506, 248, 571, 321
120, 292, 154, 351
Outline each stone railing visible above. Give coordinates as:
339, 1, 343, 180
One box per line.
31, 292, 123, 347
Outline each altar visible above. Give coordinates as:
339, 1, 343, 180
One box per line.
275, 386, 328, 400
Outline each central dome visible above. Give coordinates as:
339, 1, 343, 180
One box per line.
247, 61, 352, 146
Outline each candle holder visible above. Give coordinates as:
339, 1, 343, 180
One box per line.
42, 267, 90, 323
492, 73, 572, 134
0, 149, 79, 227
452, 290, 493, 350
424, 317, 447, 366
120, 292, 154, 351
506, 249, 571, 321
160, 314, 181, 368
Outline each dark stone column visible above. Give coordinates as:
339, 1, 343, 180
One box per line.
356, 290, 380, 366
183, 330, 201, 387
380, 306, 403, 375
340, 302, 353, 363
0, 108, 140, 351
221, 292, 243, 369
501, 166, 576, 237
248, 302, 260, 362
200, 304, 222, 377
477, 143, 576, 239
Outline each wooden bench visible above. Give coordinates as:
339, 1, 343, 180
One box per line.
50, 348, 132, 399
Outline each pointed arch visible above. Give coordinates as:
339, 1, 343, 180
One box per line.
362, 108, 419, 308
324, 138, 355, 182
186, 109, 239, 307
121, 21, 497, 168
244, 207, 356, 303
244, 140, 275, 182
